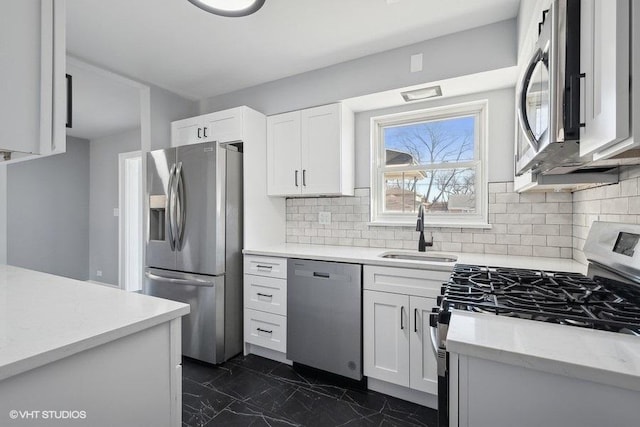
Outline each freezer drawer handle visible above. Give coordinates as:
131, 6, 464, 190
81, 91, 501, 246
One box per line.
313, 272, 330, 278
257, 328, 272, 334
256, 264, 273, 270
145, 271, 214, 287
257, 292, 273, 299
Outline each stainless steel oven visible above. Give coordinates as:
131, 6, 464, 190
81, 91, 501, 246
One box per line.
515, 0, 581, 175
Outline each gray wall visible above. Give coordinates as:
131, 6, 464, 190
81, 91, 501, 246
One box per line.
89, 128, 141, 285
150, 85, 197, 150
0, 165, 6, 264
354, 87, 515, 187
199, 19, 517, 116
7, 137, 90, 280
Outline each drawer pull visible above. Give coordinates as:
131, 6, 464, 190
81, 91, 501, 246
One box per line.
256, 264, 273, 270
313, 272, 330, 278
257, 292, 273, 299
257, 328, 272, 334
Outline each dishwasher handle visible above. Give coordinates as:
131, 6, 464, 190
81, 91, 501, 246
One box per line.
313, 272, 331, 278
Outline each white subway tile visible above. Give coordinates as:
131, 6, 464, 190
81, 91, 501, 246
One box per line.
507, 224, 532, 234
484, 244, 508, 255
508, 245, 533, 256
532, 246, 560, 257
473, 234, 496, 244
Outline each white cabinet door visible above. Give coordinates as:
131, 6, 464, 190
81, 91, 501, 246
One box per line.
409, 296, 438, 394
267, 111, 301, 196
363, 290, 410, 387
171, 116, 202, 147
201, 107, 243, 143
579, 0, 630, 158
0, 0, 65, 161
300, 104, 341, 195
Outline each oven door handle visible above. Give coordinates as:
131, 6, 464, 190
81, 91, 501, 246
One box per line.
429, 313, 440, 358
429, 326, 439, 358
517, 47, 544, 153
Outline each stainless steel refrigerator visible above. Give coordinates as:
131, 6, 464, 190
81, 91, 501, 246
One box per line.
143, 141, 242, 364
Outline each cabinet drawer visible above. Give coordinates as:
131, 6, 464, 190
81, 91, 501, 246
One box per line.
244, 274, 286, 316
244, 255, 287, 279
363, 265, 451, 298
244, 309, 286, 353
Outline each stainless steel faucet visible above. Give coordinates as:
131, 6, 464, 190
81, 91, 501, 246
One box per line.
416, 204, 433, 252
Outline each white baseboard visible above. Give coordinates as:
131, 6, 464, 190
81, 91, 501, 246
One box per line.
368, 378, 438, 409
244, 343, 292, 365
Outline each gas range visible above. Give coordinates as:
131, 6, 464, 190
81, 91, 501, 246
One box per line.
439, 264, 640, 336
431, 221, 640, 427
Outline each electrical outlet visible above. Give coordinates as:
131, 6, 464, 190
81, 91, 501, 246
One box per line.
318, 211, 331, 225
96, 270, 102, 277
113, 208, 119, 217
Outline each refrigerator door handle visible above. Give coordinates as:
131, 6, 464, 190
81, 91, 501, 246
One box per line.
145, 270, 215, 287
175, 161, 186, 250
167, 163, 177, 251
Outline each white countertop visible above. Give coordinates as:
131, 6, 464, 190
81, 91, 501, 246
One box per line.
243, 243, 586, 274
0, 265, 189, 382
447, 311, 640, 392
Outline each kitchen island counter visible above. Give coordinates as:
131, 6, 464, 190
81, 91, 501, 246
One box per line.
0, 264, 189, 427
0, 264, 189, 381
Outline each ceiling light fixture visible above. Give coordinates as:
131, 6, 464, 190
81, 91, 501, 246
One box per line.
401, 85, 443, 102
187, 0, 265, 17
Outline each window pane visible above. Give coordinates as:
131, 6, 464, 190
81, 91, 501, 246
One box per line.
383, 168, 476, 214
384, 116, 475, 166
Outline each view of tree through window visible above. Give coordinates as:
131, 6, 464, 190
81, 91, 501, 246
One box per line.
382, 116, 477, 214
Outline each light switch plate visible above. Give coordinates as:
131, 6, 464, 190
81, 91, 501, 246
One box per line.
113, 208, 120, 217
318, 211, 331, 225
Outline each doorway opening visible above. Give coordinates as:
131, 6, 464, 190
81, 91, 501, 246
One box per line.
119, 151, 143, 292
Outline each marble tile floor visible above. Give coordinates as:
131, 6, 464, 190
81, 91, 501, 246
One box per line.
182, 354, 437, 427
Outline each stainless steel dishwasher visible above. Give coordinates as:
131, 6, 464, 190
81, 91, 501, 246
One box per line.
287, 259, 362, 380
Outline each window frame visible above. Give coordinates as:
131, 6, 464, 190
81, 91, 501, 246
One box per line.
370, 100, 489, 227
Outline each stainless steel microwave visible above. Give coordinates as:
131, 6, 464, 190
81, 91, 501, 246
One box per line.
515, 0, 581, 175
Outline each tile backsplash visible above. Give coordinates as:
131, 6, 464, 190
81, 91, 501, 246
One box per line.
286, 182, 574, 259
572, 166, 640, 264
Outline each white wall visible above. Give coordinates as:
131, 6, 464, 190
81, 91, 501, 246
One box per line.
89, 128, 141, 285
7, 137, 90, 280
199, 19, 517, 116
354, 87, 515, 187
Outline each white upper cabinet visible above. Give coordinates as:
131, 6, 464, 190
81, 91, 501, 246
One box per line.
579, 0, 631, 158
266, 103, 354, 197
0, 0, 66, 163
171, 107, 244, 147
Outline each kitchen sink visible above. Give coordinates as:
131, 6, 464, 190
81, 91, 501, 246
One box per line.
378, 251, 458, 263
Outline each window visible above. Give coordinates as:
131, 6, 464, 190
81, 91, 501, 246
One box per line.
370, 100, 488, 226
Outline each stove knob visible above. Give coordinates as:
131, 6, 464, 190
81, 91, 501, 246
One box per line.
429, 312, 438, 328
436, 295, 443, 306
440, 286, 447, 295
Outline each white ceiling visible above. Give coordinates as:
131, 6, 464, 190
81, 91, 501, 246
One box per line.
66, 59, 140, 141
66, 0, 520, 101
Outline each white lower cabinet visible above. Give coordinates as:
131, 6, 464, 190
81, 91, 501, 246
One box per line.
364, 291, 438, 395
363, 265, 446, 400
363, 290, 410, 385
243, 255, 288, 360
